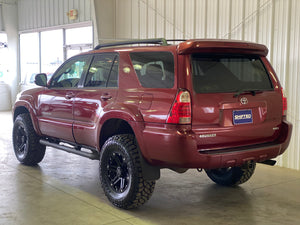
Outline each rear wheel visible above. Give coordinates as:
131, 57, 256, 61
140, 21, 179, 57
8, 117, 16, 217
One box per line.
99, 134, 155, 209
12, 114, 46, 165
205, 161, 256, 186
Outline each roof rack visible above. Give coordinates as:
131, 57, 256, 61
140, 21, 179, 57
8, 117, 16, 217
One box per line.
94, 38, 168, 50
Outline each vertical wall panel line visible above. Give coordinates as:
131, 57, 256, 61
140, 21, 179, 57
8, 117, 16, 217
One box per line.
130, 0, 133, 38
173, 0, 175, 39
138, 0, 140, 39
155, 0, 157, 38
241, 0, 245, 40
228, 0, 232, 39
204, 0, 207, 38
255, 0, 260, 42
216, 0, 219, 38
183, 0, 186, 39
193, 0, 196, 38
284, 0, 292, 91
163, 0, 166, 38
285, 0, 293, 168
269, 0, 275, 63
146, 0, 149, 38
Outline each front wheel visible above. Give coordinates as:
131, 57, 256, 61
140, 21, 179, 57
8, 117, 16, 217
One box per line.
12, 114, 46, 165
205, 161, 256, 186
99, 134, 155, 209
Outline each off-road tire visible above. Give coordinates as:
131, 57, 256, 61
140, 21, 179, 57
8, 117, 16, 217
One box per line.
99, 134, 155, 209
205, 161, 256, 186
12, 113, 46, 165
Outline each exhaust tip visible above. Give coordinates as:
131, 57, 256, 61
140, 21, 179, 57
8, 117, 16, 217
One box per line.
259, 159, 277, 166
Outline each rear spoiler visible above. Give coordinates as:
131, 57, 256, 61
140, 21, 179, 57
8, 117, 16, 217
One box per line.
177, 39, 269, 56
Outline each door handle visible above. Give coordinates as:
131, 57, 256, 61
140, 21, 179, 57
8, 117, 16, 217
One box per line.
65, 93, 75, 99
101, 94, 112, 101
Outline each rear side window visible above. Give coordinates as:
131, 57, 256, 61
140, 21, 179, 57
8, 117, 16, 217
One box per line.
84, 54, 119, 88
130, 52, 174, 88
191, 54, 273, 93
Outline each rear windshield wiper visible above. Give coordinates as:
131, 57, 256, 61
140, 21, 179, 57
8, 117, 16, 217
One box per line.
233, 89, 262, 98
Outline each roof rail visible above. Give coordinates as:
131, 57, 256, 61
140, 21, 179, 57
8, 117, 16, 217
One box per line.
94, 38, 168, 50
166, 39, 187, 42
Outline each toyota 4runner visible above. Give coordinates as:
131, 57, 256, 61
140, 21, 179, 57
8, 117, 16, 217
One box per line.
13, 39, 292, 209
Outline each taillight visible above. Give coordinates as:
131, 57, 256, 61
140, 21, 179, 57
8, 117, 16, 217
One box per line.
167, 90, 191, 124
281, 87, 287, 116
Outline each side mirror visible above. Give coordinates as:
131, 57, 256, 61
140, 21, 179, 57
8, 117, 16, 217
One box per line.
34, 73, 48, 87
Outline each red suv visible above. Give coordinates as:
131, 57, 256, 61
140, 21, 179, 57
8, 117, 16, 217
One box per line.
13, 39, 292, 209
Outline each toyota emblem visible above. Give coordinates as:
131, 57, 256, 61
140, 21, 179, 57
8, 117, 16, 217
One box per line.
240, 97, 248, 105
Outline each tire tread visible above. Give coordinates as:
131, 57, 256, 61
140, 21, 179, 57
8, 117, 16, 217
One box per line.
100, 134, 155, 209
13, 113, 45, 165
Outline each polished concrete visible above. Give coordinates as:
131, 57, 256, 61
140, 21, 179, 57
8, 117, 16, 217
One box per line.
1, 111, 300, 225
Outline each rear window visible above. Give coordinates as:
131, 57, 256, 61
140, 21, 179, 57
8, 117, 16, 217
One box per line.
191, 54, 273, 93
130, 52, 174, 88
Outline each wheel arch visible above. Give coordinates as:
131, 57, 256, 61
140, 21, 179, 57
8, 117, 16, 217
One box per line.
99, 118, 160, 181
13, 104, 42, 136
99, 118, 134, 149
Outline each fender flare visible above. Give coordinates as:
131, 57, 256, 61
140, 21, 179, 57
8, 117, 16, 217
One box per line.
13, 99, 42, 136
98, 104, 160, 180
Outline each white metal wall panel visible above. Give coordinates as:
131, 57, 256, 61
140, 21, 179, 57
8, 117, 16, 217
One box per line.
206, 0, 218, 38
174, 0, 184, 39
18, 0, 92, 31
116, 0, 132, 39
185, 0, 195, 39
139, 1, 148, 38
219, 0, 231, 39
194, 0, 207, 38
131, 0, 139, 39
257, 0, 272, 48
243, 0, 257, 42
148, 0, 156, 38
230, 0, 244, 40
156, 0, 165, 38
165, 0, 175, 39
115, 0, 299, 170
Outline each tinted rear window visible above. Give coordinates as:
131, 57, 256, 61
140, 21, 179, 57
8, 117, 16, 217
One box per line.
191, 54, 273, 93
130, 52, 174, 88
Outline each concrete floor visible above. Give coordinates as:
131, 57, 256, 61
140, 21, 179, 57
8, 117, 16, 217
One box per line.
1, 111, 300, 225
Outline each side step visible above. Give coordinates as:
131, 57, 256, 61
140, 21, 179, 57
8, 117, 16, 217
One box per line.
40, 139, 99, 160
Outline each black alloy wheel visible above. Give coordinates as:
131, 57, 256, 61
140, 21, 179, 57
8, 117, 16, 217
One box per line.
12, 114, 46, 165
14, 123, 28, 159
99, 134, 155, 209
106, 151, 131, 195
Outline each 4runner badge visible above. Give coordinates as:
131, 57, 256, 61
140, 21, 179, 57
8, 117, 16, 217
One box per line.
199, 134, 217, 138
240, 97, 248, 105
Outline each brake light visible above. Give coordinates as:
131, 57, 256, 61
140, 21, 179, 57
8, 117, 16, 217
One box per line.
281, 87, 287, 116
167, 90, 191, 124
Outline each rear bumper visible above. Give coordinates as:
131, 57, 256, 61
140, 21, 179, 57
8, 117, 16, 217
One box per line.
138, 120, 292, 169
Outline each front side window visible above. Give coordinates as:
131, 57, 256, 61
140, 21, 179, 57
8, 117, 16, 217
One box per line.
50, 55, 90, 88
130, 52, 174, 88
84, 54, 119, 88
191, 54, 273, 93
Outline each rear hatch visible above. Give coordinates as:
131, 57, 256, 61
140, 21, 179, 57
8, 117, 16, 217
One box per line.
180, 40, 283, 150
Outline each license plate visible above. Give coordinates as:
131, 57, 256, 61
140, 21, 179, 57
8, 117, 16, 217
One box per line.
233, 109, 253, 125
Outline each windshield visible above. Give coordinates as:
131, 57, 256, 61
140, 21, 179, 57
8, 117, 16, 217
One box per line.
191, 54, 273, 93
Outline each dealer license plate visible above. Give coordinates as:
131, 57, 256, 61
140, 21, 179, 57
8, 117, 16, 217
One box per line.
233, 109, 253, 125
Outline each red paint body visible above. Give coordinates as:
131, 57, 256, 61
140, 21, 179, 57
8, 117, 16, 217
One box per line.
13, 40, 292, 169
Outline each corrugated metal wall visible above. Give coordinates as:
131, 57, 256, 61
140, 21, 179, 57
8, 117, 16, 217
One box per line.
115, 0, 300, 170
18, 0, 92, 31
